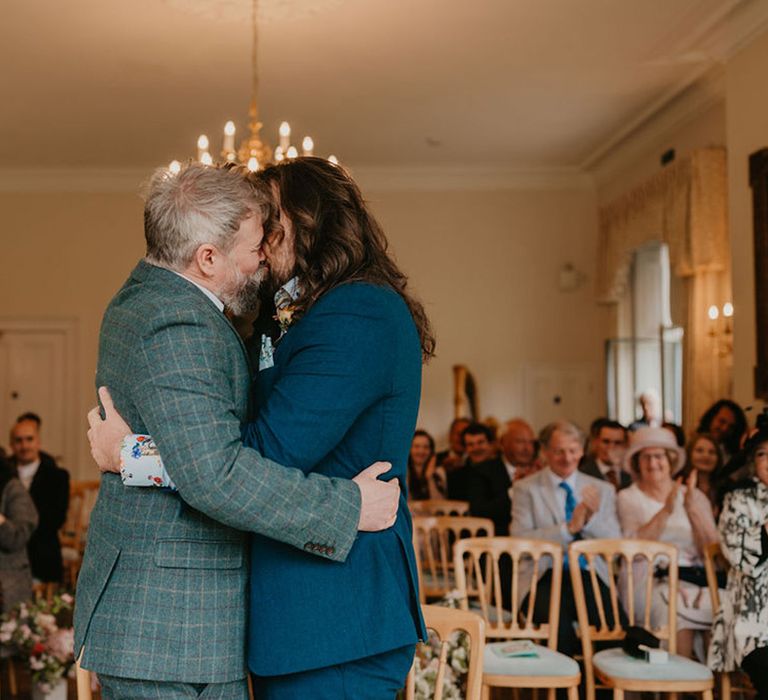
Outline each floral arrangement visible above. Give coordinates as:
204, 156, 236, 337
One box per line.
0, 593, 75, 693
409, 590, 470, 700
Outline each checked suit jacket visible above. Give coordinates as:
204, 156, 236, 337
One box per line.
74, 261, 361, 684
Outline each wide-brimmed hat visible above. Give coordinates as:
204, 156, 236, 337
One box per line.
624, 426, 686, 473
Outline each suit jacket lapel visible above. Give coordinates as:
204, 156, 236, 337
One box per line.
540, 470, 564, 523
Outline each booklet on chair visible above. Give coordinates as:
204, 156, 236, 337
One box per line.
491, 640, 539, 658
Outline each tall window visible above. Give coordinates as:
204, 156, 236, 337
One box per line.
606, 242, 683, 426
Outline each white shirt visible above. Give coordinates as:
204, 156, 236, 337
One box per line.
173, 271, 225, 312
17, 460, 40, 490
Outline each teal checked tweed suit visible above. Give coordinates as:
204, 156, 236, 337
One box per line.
74, 261, 361, 684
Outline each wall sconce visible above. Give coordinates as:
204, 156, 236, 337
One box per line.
707, 301, 733, 357
558, 263, 586, 292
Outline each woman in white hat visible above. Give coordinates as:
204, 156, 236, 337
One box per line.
617, 426, 719, 659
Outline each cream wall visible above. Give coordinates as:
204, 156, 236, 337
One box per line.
0, 191, 145, 477
726, 32, 768, 415
368, 186, 606, 446
0, 182, 605, 471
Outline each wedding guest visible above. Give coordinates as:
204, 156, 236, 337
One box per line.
663, 421, 686, 448
436, 417, 470, 473
696, 399, 747, 463
499, 418, 538, 483
8, 413, 69, 584
579, 418, 631, 490
407, 430, 445, 500
617, 427, 719, 659
708, 428, 768, 699
448, 423, 511, 535
682, 433, 724, 512
0, 453, 38, 613
512, 420, 622, 656
629, 389, 662, 431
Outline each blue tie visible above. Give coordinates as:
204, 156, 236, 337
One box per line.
559, 481, 576, 523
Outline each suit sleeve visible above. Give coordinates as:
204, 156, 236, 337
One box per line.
463, 469, 510, 527
130, 311, 361, 563
0, 480, 38, 553
241, 291, 393, 473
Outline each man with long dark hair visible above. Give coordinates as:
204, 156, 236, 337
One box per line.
90, 158, 435, 698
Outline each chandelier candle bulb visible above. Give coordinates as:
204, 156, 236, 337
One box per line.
723, 302, 734, 318
201, 151, 213, 166
247, 157, 259, 172
168, 160, 182, 174
197, 134, 210, 161
223, 121, 236, 153
287, 146, 298, 159
708, 305, 719, 321
274, 146, 284, 162
279, 121, 291, 151
302, 136, 314, 156
328, 155, 339, 165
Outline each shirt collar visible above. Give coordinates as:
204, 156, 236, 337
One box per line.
547, 467, 578, 491
274, 276, 301, 309
173, 271, 225, 312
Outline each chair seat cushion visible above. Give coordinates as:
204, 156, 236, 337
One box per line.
484, 642, 580, 677
593, 647, 713, 682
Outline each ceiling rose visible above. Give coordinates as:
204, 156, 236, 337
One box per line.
162, 0, 347, 23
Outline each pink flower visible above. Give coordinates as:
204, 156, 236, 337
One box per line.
46, 628, 74, 663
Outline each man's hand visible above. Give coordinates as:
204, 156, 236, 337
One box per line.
353, 462, 400, 531
568, 485, 601, 535
87, 386, 130, 473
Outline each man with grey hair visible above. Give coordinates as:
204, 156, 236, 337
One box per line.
77, 163, 400, 699
511, 419, 622, 656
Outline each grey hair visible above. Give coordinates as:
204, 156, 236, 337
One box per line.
143, 162, 264, 270
539, 420, 585, 449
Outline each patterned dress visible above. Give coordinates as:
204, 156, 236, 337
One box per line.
708, 478, 768, 671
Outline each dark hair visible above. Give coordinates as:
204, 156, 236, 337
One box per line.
593, 418, 626, 438
662, 421, 686, 447
696, 399, 747, 456
407, 430, 437, 500
251, 157, 435, 361
15, 412, 41, 427
449, 417, 471, 432
410, 430, 436, 459
461, 422, 494, 445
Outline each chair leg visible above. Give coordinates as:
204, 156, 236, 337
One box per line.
670, 693, 679, 700
481, 684, 491, 700
567, 685, 579, 700
8, 658, 17, 696
547, 688, 555, 700
613, 689, 623, 700
721, 672, 731, 700
702, 690, 713, 700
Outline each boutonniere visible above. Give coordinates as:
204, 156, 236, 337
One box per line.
274, 305, 297, 334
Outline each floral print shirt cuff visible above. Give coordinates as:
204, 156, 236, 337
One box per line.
120, 434, 177, 491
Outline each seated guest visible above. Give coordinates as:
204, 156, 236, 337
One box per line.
696, 399, 747, 464
512, 420, 622, 655
447, 422, 511, 536
579, 418, 631, 490
617, 427, 719, 660
499, 418, 538, 483
629, 389, 662, 431
407, 430, 445, 500
0, 453, 38, 614
708, 428, 768, 697
436, 417, 471, 473
683, 433, 724, 513
663, 421, 687, 447
9, 413, 70, 584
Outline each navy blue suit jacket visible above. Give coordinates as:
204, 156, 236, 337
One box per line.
242, 282, 426, 675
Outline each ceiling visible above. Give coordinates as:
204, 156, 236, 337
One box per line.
2, 0, 767, 171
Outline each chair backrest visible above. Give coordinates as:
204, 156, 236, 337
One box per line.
411, 499, 471, 517
405, 604, 486, 700
703, 540, 729, 610
412, 516, 495, 602
568, 538, 679, 651
454, 536, 563, 648
60, 480, 100, 552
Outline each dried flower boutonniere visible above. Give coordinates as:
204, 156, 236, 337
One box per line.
274, 305, 297, 335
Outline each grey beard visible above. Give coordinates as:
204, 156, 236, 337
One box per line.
222, 267, 266, 315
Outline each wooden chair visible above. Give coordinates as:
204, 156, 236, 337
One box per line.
412, 516, 495, 602
703, 541, 753, 700
409, 499, 470, 517
405, 604, 486, 700
569, 539, 714, 700
454, 536, 581, 700
60, 480, 100, 587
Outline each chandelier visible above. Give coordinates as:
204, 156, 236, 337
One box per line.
169, 0, 337, 173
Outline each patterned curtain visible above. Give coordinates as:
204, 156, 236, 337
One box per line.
597, 148, 731, 430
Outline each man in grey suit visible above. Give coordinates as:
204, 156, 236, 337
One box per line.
511, 420, 623, 656
76, 163, 400, 699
